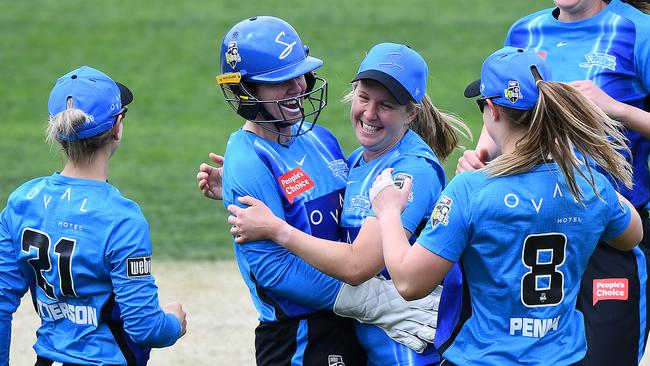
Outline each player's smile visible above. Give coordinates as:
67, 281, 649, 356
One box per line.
351, 79, 414, 161
255, 75, 307, 123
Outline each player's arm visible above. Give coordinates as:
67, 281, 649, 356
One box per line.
0, 207, 28, 365
603, 191, 643, 251
230, 159, 440, 285
568, 80, 650, 138
230, 198, 402, 285
107, 205, 184, 347
369, 170, 454, 300
456, 124, 499, 174
228, 169, 345, 308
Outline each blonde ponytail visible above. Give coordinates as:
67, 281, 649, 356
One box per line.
409, 95, 472, 162
46, 97, 113, 163
484, 80, 632, 204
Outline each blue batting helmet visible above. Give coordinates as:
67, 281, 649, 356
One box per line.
216, 16, 328, 136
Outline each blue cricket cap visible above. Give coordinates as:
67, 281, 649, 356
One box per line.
48, 66, 133, 141
464, 46, 551, 110
352, 43, 427, 104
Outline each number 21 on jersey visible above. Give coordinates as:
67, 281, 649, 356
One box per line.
21, 227, 77, 300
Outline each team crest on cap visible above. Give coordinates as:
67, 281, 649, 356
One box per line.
225, 42, 241, 69
432, 195, 453, 227
504, 80, 522, 103
378, 52, 403, 70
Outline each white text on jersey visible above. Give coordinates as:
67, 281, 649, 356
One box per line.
509, 315, 560, 338
37, 299, 98, 327
26, 187, 89, 212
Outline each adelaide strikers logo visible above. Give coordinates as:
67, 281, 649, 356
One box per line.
431, 195, 453, 227
393, 172, 413, 202
504, 80, 522, 104
225, 42, 241, 69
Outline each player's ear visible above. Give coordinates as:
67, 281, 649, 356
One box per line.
486, 99, 500, 121
112, 118, 123, 141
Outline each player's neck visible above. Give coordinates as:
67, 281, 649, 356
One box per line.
242, 120, 293, 144
61, 155, 110, 182
557, 0, 607, 22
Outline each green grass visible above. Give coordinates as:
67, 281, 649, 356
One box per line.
0, 0, 547, 260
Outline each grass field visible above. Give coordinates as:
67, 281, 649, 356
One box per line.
0, 0, 546, 260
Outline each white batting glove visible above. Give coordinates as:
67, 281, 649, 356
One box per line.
333, 276, 441, 353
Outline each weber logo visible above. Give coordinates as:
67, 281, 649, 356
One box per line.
127, 256, 152, 278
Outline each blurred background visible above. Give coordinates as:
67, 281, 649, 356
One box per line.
0, 0, 546, 260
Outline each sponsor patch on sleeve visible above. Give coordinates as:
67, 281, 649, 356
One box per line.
127, 256, 152, 278
432, 195, 453, 227
393, 172, 414, 202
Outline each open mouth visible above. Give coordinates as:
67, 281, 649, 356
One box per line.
360, 120, 380, 133
279, 98, 302, 114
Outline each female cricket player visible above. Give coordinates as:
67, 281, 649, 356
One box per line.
209, 16, 441, 365
372, 46, 642, 365
226, 42, 469, 365
0, 66, 186, 366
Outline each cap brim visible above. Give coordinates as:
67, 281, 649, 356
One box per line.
464, 79, 481, 98
249, 56, 323, 83
352, 70, 410, 105
116, 82, 134, 106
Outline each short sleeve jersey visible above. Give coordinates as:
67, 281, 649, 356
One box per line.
505, 0, 650, 209
341, 130, 462, 366
0, 174, 180, 366
222, 123, 350, 322
417, 164, 631, 365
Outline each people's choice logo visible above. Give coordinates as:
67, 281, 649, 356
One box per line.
278, 167, 315, 204
275, 32, 296, 60
592, 278, 628, 306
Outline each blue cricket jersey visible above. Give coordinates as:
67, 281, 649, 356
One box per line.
341, 130, 463, 366
222, 123, 350, 321
418, 164, 631, 365
0, 173, 180, 366
505, 0, 650, 209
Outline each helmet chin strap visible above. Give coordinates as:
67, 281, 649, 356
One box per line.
258, 105, 294, 147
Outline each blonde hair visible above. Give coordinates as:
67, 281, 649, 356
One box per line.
344, 84, 471, 162
483, 74, 632, 205
46, 97, 113, 163
406, 95, 471, 162
621, 0, 650, 12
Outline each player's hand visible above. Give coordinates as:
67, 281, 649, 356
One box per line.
163, 302, 187, 338
197, 153, 224, 200
369, 168, 411, 220
228, 196, 288, 243
568, 80, 624, 120
455, 148, 489, 174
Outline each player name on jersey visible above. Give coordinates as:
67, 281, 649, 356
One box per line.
509, 315, 560, 338
36, 299, 98, 327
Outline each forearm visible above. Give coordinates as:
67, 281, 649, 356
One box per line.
378, 210, 413, 294
278, 223, 383, 285
115, 282, 181, 347
614, 103, 650, 139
